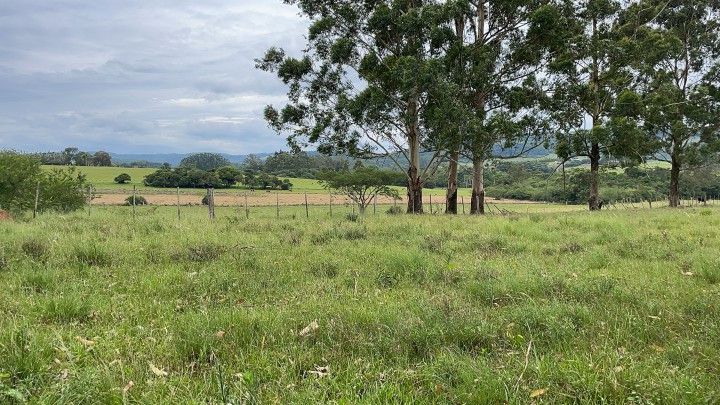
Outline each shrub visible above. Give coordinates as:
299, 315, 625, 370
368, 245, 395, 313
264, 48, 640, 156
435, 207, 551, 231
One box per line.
124, 195, 148, 206
345, 213, 359, 222
0, 152, 89, 213
114, 173, 131, 184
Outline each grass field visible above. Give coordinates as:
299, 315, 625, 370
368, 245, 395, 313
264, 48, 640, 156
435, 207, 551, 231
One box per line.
1, 206, 719, 403
42, 165, 483, 198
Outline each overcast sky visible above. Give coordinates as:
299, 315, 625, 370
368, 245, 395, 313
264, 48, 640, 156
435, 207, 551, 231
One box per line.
0, 0, 308, 154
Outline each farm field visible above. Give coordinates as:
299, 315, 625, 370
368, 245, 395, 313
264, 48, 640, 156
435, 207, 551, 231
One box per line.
43, 165, 496, 204
1, 207, 719, 403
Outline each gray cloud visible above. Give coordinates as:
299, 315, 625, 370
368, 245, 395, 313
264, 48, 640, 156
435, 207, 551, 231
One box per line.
0, 0, 306, 154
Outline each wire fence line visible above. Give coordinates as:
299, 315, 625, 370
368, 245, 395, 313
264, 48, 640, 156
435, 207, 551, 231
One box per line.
26, 183, 717, 220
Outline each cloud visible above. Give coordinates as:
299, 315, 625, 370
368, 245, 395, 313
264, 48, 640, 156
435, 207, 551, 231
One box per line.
0, 0, 307, 154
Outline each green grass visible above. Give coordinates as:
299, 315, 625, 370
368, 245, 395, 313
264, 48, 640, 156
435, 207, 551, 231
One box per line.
43, 165, 486, 197
1, 206, 719, 403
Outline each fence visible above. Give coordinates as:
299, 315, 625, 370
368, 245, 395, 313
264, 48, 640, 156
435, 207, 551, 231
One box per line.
27, 185, 718, 220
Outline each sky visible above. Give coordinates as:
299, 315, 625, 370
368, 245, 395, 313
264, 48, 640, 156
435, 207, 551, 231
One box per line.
0, 0, 308, 154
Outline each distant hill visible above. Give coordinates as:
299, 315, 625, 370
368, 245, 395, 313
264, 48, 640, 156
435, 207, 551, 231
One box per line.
110, 152, 273, 166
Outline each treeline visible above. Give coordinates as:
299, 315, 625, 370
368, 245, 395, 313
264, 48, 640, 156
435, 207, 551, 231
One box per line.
487, 163, 720, 204
242, 151, 351, 178
259, 0, 720, 213
33, 147, 112, 167
142, 156, 293, 190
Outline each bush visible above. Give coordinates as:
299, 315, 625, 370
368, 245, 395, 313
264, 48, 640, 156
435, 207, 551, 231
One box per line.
0, 152, 89, 214
114, 173, 131, 184
124, 195, 148, 206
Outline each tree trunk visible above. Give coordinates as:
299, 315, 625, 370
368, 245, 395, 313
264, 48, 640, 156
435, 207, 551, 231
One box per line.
407, 167, 423, 214
588, 142, 601, 211
445, 149, 459, 214
470, 157, 485, 215
406, 99, 423, 214
669, 153, 681, 208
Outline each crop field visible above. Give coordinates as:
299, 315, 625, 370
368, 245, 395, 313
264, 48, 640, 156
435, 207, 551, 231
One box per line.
1, 206, 719, 403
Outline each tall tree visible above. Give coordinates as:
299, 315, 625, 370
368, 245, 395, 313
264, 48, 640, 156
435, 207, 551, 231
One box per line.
91, 151, 112, 167
258, 0, 452, 213
430, 0, 559, 214
551, 0, 645, 211
630, 0, 720, 207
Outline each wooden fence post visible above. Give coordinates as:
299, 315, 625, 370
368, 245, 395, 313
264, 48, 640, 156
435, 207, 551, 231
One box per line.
33, 181, 40, 219
207, 188, 215, 220
373, 195, 377, 215
461, 196, 465, 214
245, 193, 249, 219
132, 185, 137, 219
329, 194, 333, 217
176, 187, 181, 220
429, 194, 433, 214
276, 192, 280, 219
304, 193, 309, 218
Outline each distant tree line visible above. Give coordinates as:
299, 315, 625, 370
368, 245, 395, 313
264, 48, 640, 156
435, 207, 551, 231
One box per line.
239, 151, 351, 179
142, 154, 293, 190
33, 147, 112, 167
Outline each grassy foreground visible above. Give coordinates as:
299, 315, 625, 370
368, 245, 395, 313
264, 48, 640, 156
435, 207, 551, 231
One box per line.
1, 207, 719, 403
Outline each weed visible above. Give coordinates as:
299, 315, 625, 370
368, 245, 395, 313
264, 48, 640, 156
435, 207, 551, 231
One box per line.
21, 238, 49, 262
74, 244, 112, 267
178, 243, 226, 262
43, 296, 92, 323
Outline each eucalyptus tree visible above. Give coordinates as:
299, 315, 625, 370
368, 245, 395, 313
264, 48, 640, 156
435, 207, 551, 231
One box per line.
257, 1, 454, 213
629, 0, 720, 207
428, 0, 560, 214
550, 0, 649, 211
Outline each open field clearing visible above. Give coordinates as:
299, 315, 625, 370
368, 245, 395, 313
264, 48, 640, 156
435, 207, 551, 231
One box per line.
1, 207, 719, 403
42, 165, 483, 197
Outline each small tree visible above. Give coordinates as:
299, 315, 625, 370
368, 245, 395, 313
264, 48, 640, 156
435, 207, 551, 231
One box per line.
318, 167, 400, 214
0, 151, 89, 213
114, 173, 131, 184
215, 166, 243, 187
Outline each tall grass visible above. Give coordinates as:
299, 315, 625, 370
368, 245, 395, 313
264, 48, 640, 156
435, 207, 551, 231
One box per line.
0, 206, 719, 403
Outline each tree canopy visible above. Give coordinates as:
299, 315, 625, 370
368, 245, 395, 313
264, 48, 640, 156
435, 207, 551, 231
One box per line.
318, 166, 401, 213
179, 153, 232, 171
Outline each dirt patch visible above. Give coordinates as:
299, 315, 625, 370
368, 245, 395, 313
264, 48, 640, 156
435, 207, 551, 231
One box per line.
0, 210, 11, 221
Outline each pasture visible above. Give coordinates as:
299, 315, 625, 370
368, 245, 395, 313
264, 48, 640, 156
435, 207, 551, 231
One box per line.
42, 165, 485, 199
1, 206, 719, 403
